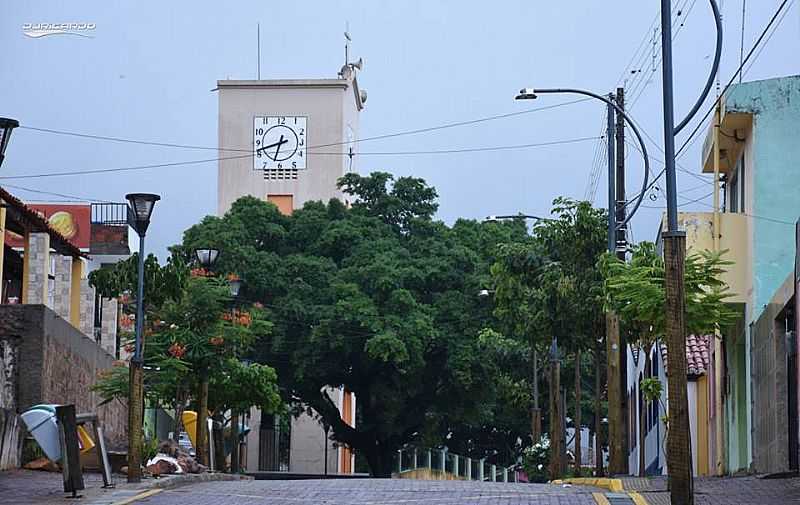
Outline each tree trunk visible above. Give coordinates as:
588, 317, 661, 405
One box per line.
173, 386, 186, 443
663, 231, 694, 505
196, 373, 210, 466
574, 349, 582, 475
364, 441, 395, 478
212, 412, 226, 472
230, 411, 240, 473
531, 345, 541, 442
594, 342, 604, 477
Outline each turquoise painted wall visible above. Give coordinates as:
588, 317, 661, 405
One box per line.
725, 75, 800, 315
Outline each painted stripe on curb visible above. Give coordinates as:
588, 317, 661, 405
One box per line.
628, 491, 649, 505
110, 488, 164, 505
593, 492, 612, 505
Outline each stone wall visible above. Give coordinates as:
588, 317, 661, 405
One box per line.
25, 233, 50, 305
0, 304, 127, 450
52, 255, 72, 320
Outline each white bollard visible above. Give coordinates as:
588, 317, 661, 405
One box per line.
453, 455, 459, 476
478, 459, 485, 481
466, 457, 472, 480
491, 464, 497, 482
503, 468, 508, 482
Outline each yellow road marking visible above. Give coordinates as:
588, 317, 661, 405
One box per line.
111, 488, 164, 505
593, 492, 611, 505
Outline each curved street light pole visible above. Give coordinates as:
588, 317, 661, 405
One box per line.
516, 88, 651, 248
660, 2, 722, 504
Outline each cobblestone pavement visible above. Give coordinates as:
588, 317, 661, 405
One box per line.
138, 479, 602, 505
0, 469, 248, 505
631, 475, 800, 505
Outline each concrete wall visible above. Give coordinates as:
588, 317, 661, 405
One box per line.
217, 78, 363, 214
0, 304, 127, 449
723, 76, 800, 318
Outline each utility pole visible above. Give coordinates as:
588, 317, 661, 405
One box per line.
614, 87, 629, 473
605, 96, 625, 476
660, 0, 693, 502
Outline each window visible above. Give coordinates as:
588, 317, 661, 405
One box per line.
728, 154, 745, 213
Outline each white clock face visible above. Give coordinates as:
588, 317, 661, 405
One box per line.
253, 116, 307, 170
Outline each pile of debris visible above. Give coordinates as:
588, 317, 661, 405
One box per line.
145, 440, 207, 476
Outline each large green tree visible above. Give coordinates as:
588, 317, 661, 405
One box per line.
487, 198, 607, 477
177, 172, 527, 476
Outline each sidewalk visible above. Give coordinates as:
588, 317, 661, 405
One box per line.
620, 475, 800, 505
0, 469, 250, 505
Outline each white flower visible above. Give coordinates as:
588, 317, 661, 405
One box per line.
170, 324, 178, 329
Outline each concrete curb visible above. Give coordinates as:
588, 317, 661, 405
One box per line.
552, 477, 649, 504
552, 477, 624, 492
110, 488, 163, 505
104, 472, 251, 505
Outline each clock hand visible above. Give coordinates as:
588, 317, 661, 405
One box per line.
257, 137, 289, 154
273, 134, 285, 160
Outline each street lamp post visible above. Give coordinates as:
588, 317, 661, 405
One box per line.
516, 87, 650, 474
659, 2, 722, 504
0, 118, 20, 168
482, 214, 549, 447
193, 247, 220, 468
125, 193, 161, 483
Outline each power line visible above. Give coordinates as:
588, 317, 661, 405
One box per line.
0, 183, 113, 203
0, 136, 601, 180
676, 0, 794, 158
17, 98, 592, 154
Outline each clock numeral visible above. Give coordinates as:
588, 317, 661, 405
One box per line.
299, 139, 304, 146
292, 161, 297, 168
278, 117, 286, 124
262, 161, 268, 169
298, 151, 303, 157
277, 162, 282, 169
256, 128, 264, 136
299, 128, 305, 135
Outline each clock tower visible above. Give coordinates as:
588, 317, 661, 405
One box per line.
216, 67, 366, 215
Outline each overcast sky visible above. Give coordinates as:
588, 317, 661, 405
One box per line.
1, 1, 798, 258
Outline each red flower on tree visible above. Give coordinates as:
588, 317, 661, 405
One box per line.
168, 342, 187, 359
209, 336, 224, 347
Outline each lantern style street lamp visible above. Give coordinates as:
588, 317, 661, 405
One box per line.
195, 248, 219, 268
227, 277, 242, 298
0, 118, 20, 168
124, 192, 160, 484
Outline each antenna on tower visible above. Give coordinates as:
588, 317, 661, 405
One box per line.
344, 22, 351, 66
257, 23, 261, 80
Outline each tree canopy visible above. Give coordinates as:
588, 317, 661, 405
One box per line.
177, 172, 530, 476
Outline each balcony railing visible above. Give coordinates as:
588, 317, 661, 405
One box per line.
91, 203, 128, 226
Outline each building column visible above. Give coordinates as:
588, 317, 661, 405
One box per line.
80, 278, 95, 338
70, 258, 84, 328
0, 206, 5, 301
52, 255, 72, 320
100, 297, 118, 356
25, 232, 50, 305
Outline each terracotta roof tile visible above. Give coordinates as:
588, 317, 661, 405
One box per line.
657, 334, 711, 377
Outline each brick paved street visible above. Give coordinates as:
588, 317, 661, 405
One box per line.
137, 479, 601, 505
632, 475, 800, 505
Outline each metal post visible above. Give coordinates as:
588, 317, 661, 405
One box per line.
503, 467, 508, 482
412, 448, 418, 469
607, 98, 616, 252
127, 235, 146, 483
453, 454, 459, 476
478, 459, 485, 481
466, 457, 472, 480
440, 450, 446, 472
134, 237, 145, 360
398, 450, 403, 474
660, 0, 679, 232
427, 450, 432, 469
491, 464, 497, 482
661, 1, 695, 503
